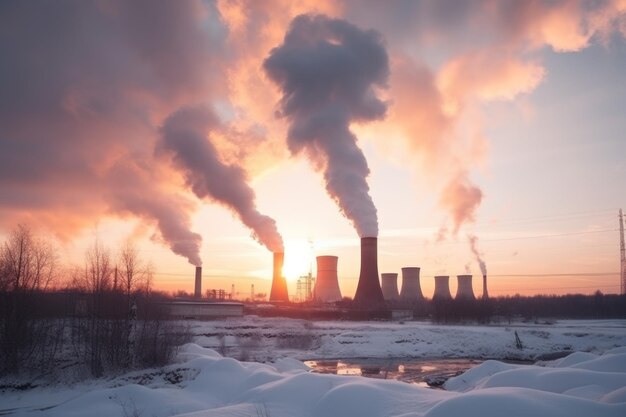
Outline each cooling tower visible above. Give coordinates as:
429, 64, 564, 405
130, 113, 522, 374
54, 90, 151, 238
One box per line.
400, 267, 424, 301
482, 274, 489, 299
433, 275, 452, 300
314, 256, 342, 302
194, 266, 202, 298
456, 275, 476, 300
381, 273, 400, 301
269, 252, 289, 302
353, 237, 385, 307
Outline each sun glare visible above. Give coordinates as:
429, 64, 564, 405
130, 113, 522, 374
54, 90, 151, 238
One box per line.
282, 239, 314, 281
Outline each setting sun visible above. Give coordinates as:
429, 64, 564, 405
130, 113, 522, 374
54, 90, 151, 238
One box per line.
282, 239, 314, 281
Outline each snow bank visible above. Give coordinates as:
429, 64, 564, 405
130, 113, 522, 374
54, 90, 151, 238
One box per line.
4, 344, 626, 417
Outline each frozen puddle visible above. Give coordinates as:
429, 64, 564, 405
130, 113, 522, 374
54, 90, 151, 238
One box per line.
305, 358, 503, 387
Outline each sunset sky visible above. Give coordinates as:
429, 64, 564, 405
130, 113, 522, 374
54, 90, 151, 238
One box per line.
1, 0, 625, 299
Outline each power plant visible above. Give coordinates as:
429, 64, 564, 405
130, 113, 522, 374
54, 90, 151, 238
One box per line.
433, 275, 452, 300
189, 236, 495, 308
314, 255, 342, 302
381, 273, 400, 301
269, 252, 289, 302
353, 237, 385, 307
400, 267, 424, 301
194, 266, 202, 298
455, 275, 476, 300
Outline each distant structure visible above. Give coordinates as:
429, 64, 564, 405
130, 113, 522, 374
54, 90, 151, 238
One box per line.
433, 275, 452, 300
400, 267, 424, 302
270, 252, 289, 302
314, 256, 342, 302
353, 237, 385, 307
381, 273, 400, 301
455, 275, 476, 300
296, 272, 315, 302
194, 266, 202, 298
482, 273, 489, 299
619, 209, 626, 294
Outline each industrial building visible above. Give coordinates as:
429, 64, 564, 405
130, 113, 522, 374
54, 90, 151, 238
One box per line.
163, 301, 244, 319
433, 275, 452, 300
270, 252, 289, 302
353, 237, 385, 307
455, 275, 476, 300
381, 273, 400, 301
400, 267, 424, 302
314, 255, 342, 302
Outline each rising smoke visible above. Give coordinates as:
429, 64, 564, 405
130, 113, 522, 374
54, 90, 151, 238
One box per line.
160, 106, 284, 252
263, 14, 389, 238
468, 233, 487, 276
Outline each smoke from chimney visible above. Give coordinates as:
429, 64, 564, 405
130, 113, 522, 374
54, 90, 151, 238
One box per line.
264, 14, 389, 237
467, 233, 487, 276
160, 106, 283, 253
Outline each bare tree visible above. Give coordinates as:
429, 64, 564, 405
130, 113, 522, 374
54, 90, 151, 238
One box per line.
0, 224, 57, 293
118, 240, 152, 300
0, 224, 59, 374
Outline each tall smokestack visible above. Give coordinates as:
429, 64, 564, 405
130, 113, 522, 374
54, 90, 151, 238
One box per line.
400, 267, 424, 302
456, 274, 475, 300
482, 274, 489, 299
314, 256, 342, 302
381, 273, 400, 301
353, 237, 385, 307
194, 266, 202, 298
269, 252, 289, 302
433, 275, 452, 300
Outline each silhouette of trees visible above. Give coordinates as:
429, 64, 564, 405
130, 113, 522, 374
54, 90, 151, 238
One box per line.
0, 224, 62, 374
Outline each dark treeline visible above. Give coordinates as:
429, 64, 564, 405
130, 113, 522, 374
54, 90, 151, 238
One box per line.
424, 293, 626, 323
0, 225, 190, 379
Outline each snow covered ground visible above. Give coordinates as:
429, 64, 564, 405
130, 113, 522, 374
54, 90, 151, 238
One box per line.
1, 318, 625, 416
190, 317, 626, 362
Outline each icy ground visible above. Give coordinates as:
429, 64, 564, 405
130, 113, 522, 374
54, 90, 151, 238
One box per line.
189, 317, 626, 362
1, 318, 625, 417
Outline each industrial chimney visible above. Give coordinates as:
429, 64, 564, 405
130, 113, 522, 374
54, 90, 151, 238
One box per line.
482, 274, 489, 299
433, 275, 452, 300
456, 274, 476, 300
381, 273, 400, 301
194, 266, 202, 298
314, 256, 342, 302
400, 267, 424, 302
269, 252, 289, 302
353, 237, 385, 307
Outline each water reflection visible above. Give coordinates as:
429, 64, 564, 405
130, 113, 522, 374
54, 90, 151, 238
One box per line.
304, 358, 483, 388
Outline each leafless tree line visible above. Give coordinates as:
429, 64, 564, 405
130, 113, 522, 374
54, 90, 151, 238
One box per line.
0, 224, 190, 379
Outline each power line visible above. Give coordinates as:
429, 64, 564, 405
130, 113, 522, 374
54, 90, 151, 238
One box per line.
480, 228, 618, 242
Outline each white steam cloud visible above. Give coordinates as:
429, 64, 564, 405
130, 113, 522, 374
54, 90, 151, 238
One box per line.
263, 14, 389, 237
160, 106, 284, 253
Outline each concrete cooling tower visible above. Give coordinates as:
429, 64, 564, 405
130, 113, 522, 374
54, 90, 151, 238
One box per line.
456, 275, 476, 300
314, 255, 342, 302
269, 252, 289, 302
400, 267, 424, 301
381, 273, 400, 301
433, 275, 452, 300
353, 237, 385, 307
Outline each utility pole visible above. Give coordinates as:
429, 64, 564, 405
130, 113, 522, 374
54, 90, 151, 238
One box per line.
619, 209, 626, 294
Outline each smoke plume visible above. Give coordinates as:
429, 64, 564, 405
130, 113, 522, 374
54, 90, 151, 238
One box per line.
439, 171, 483, 235
468, 233, 487, 276
160, 106, 284, 252
263, 14, 389, 237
